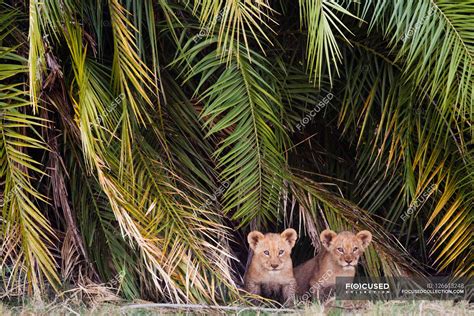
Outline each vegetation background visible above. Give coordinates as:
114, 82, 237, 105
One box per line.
0, 0, 472, 306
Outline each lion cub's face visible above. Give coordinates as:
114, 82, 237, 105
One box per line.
320, 230, 372, 270
248, 229, 297, 272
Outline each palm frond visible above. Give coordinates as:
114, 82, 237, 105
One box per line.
334, 36, 473, 277
299, 0, 359, 85
1, 5, 59, 297
175, 37, 288, 227
0, 83, 59, 296
191, 0, 276, 62
357, 0, 473, 127
27, 0, 44, 113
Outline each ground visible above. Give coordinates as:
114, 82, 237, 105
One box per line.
0, 300, 472, 315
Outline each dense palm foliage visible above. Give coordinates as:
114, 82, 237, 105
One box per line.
0, 0, 472, 304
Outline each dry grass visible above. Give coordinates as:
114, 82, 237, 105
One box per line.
300, 300, 473, 316
0, 300, 472, 315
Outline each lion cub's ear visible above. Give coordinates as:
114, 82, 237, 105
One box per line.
320, 229, 337, 249
356, 230, 372, 248
247, 231, 265, 250
280, 228, 298, 248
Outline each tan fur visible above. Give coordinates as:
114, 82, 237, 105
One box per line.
294, 229, 372, 299
243, 228, 298, 306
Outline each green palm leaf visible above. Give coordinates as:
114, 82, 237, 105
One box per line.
176, 37, 288, 226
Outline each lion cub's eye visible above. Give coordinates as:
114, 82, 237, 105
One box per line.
263, 250, 270, 256
278, 250, 285, 256
353, 247, 358, 252
337, 247, 344, 253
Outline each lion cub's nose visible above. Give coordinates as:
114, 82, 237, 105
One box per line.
271, 264, 279, 269
345, 259, 352, 264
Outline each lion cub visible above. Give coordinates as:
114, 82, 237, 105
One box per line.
243, 228, 298, 306
294, 229, 372, 299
